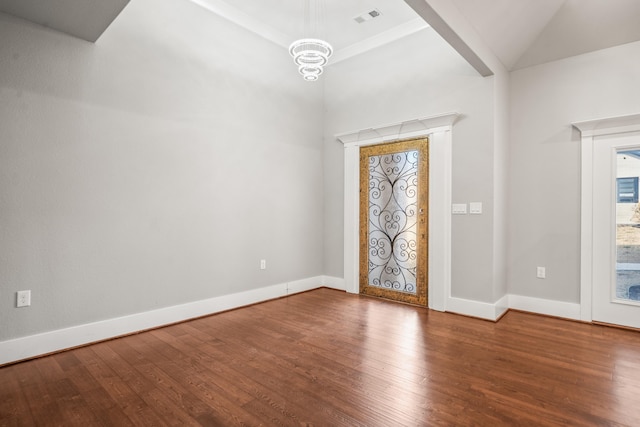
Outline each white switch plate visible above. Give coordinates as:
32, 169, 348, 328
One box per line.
536, 266, 546, 279
469, 202, 483, 214
452, 203, 467, 215
16, 290, 31, 307
260, 259, 266, 270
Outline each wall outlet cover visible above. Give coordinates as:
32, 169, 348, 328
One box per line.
16, 290, 31, 307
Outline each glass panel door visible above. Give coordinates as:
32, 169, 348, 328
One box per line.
616, 150, 640, 303
359, 139, 428, 306
593, 132, 640, 329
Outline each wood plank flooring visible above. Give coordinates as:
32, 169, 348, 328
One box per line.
2, 288, 640, 426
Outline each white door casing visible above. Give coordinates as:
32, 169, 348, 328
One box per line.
574, 113, 640, 327
336, 112, 459, 312
592, 132, 640, 328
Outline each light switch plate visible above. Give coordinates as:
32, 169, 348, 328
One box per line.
469, 202, 483, 214
452, 203, 467, 215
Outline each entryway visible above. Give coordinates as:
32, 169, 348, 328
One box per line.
337, 113, 458, 313
592, 133, 640, 328
575, 114, 640, 329
359, 138, 428, 306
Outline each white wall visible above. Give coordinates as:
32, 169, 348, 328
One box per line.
508, 40, 640, 302
323, 28, 501, 303
7, 0, 637, 349
0, 0, 324, 341
492, 70, 510, 302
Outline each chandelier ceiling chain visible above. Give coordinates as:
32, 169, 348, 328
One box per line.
289, 0, 332, 82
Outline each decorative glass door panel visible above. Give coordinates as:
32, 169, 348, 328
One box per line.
359, 139, 428, 306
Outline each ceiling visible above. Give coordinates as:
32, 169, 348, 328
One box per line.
451, 0, 640, 70
189, 0, 429, 63
2, 0, 640, 71
0, 0, 129, 42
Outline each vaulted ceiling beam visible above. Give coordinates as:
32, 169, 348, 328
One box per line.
404, 0, 494, 77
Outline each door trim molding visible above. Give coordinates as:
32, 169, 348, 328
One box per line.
573, 113, 640, 322
337, 112, 459, 312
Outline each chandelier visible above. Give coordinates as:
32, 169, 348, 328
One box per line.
289, 39, 333, 81
289, 0, 332, 82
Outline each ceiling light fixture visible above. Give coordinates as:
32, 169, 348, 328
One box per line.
289, 39, 332, 82
289, 0, 332, 82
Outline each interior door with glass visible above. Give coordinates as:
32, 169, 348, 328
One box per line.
593, 131, 640, 329
359, 138, 428, 306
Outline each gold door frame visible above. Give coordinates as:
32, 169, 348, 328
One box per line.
359, 138, 429, 306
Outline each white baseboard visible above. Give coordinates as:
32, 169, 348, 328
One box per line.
322, 276, 346, 291
286, 276, 324, 294
0, 278, 582, 366
445, 294, 579, 322
508, 294, 581, 321
495, 294, 510, 319
446, 296, 505, 321
0, 276, 328, 366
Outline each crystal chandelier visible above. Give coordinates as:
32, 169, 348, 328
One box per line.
289, 0, 332, 82
289, 39, 333, 81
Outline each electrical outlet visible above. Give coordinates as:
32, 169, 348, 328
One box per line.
536, 267, 546, 279
16, 290, 31, 307
260, 259, 266, 270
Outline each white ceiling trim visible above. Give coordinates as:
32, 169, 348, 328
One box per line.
189, 0, 429, 66
189, 0, 290, 48
330, 17, 429, 65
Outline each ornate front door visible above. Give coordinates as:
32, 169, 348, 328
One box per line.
359, 138, 428, 306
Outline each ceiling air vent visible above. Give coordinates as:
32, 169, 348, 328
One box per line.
354, 9, 382, 24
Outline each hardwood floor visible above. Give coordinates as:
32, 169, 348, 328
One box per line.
2, 288, 640, 426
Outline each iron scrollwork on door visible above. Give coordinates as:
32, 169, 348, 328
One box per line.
367, 150, 419, 294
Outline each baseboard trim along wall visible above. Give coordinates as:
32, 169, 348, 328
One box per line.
507, 294, 581, 321
446, 296, 509, 321
446, 294, 581, 322
0, 277, 581, 366
0, 276, 346, 366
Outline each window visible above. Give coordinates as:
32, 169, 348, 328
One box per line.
617, 177, 639, 203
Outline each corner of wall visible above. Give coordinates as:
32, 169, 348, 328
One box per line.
492, 70, 511, 302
